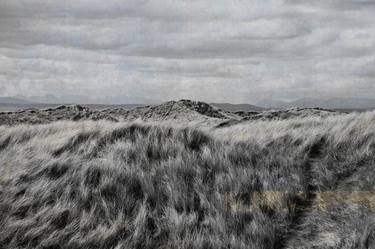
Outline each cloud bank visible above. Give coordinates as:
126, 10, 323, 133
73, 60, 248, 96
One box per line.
0, 0, 374, 103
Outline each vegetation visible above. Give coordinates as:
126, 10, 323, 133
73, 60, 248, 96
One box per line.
0, 111, 375, 248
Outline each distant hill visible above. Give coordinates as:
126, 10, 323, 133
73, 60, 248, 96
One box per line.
256, 99, 288, 109
23, 94, 156, 105
25, 94, 90, 104
3, 95, 375, 111
318, 97, 375, 109
0, 97, 36, 105
211, 103, 265, 112
257, 97, 375, 110
288, 98, 326, 108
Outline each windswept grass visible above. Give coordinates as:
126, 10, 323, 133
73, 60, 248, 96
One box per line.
0, 111, 375, 248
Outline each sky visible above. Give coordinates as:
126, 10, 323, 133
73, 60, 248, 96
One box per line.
0, 0, 375, 104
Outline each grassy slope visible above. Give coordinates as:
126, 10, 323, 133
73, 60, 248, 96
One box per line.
0, 112, 375, 248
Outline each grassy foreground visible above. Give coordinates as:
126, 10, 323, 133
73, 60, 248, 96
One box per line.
1, 112, 375, 248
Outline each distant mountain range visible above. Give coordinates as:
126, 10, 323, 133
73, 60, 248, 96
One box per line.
8, 94, 156, 105
0, 97, 36, 105
256, 97, 375, 110
1, 96, 375, 110
211, 103, 265, 112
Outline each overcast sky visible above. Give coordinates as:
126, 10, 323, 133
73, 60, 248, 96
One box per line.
1, 0, 375, 104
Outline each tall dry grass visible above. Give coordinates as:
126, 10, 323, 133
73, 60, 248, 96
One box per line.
0, 111, 374, 248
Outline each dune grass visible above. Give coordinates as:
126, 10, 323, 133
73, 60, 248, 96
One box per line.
0, 112, 375, 248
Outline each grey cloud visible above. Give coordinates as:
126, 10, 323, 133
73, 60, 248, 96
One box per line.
0, 0, 375, 103
0, 0, 285, 21
286, 0, 375, 11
